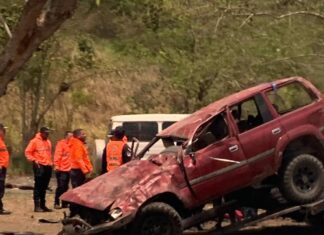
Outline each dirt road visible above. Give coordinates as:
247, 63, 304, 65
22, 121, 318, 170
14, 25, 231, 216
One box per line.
0, 189, 322, 235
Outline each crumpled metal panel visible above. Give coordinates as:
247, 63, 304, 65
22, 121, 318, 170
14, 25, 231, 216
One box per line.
158, 77, 306, 140
61, 154, 191, 213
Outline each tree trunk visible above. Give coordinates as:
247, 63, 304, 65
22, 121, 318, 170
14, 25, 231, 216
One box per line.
0, 0, 77, 97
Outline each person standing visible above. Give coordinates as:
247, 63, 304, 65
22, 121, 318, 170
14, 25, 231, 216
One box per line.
53, 131, 73, 209
70, 129, 93, 188
25, 127, 53, 212
0, 124, 11, 215
106, 126, 131, 173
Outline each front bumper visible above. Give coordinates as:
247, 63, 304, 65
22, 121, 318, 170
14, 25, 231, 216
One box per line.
62, 213, 135, 235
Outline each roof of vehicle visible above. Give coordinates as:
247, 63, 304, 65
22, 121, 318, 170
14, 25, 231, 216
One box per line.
158, 77, 318, 140
111, 114, 189, 122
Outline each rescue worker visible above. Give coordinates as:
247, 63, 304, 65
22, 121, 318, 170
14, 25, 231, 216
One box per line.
53, 131, 73, 209
70, 129, 93, 188
105, 126, 131, 173
0, 124, 11, 215
25, 127, 53, 212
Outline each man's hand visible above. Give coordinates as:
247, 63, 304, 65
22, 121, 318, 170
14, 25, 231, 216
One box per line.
33, 161, 40, 168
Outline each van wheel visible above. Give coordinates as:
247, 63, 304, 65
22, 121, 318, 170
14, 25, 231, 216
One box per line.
280, 154, 324, 204
130, 202, 183, 235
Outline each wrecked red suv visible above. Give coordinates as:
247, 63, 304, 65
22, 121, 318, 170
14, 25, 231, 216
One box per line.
60, 77, 324, 235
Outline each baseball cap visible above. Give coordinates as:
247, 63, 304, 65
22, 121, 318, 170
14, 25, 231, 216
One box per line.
113, 126, 125, 139
0, 123, 7, 130
40, 126, 51, 133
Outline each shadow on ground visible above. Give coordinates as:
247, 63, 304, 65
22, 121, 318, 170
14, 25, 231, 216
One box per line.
185, 225, 322, 235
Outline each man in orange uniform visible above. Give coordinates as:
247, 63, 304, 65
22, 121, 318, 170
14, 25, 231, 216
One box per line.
70, 129, 93, 188
25, 127, 53, 212
106, 126, 131, 172
54, 131, 73, 209
0, 124, 11, 215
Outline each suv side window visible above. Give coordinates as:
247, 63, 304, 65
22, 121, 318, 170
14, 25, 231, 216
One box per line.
266, 82, 316, 115
192, 113, 229, 151
231, 94, 273, 133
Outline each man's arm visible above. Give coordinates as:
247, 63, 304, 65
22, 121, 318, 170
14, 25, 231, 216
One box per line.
122, 144, 132, 164
53, 142, 62, 170
101, 147, 107, 174
75, 146, 89, 174
25, 140, 36, 162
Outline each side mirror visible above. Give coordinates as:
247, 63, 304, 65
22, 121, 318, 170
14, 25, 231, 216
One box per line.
131, 137, 140, 160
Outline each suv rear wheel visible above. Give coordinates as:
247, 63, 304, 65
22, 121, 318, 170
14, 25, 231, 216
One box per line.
130, 202, 183, 235
280, 154, 324, 204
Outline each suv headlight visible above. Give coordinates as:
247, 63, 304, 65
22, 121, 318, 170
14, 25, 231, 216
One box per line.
109, 208, 123, 220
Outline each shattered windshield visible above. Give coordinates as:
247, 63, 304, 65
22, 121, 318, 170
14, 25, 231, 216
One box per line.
138, 136, 186, 159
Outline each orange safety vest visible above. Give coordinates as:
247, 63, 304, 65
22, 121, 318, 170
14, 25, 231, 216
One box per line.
0, 137, 9, 168
106, 140, 125, 172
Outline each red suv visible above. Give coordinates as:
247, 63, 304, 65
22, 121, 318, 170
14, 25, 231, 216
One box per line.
61, 77, 324, 235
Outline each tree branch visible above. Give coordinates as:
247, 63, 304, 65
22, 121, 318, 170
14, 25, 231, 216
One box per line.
278, 11, 324, 20
0, 0, 78, 97
0, 15, 12, 38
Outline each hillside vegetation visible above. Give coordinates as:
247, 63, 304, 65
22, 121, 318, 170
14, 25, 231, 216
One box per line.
0, 0, 324, 173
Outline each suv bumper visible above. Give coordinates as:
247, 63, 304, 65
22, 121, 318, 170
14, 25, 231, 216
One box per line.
62, 213, 135, 234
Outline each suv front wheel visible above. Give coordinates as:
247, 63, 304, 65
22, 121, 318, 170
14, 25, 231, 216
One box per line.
280, 153, 324, 204
130, 202, 183, 235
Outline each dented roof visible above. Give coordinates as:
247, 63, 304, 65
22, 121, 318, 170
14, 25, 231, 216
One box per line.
158, 77, 310, 139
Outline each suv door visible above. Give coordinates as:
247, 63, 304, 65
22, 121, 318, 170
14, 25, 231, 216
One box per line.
265, 81, 321, 140
230, 94, 284, 182
186, 111, 253, 202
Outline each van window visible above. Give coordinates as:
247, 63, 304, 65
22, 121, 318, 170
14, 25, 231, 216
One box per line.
123, 122, 158, 141
162, 122, 176, 130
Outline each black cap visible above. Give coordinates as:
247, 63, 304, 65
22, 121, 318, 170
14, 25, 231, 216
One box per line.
40, 126, 51, 133
0, 123, 7, 130
113, 126, 125, 139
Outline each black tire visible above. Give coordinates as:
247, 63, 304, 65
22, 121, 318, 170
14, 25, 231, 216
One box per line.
280, 154, 324, 204
130, 202, 183, 235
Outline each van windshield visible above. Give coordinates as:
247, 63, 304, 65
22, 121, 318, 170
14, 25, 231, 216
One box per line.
162, 121, 176, 130
123, 122, 158, 141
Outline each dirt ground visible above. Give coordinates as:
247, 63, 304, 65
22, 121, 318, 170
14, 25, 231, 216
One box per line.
0, 177, 323, 235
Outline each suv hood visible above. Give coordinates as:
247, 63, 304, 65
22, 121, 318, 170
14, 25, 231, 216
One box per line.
61, 156, 182, 211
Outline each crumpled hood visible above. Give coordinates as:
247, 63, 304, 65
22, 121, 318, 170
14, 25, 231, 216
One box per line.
61, 158, 177, 211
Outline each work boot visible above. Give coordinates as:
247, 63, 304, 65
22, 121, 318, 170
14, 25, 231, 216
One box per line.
54, 204, 62, 210
41, 200, 53, 212
61, 201, 69, 209
34, 200, 44, 212
0, 208, 11, 215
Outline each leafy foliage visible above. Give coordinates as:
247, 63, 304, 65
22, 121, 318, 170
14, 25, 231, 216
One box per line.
1, 0, 324, 173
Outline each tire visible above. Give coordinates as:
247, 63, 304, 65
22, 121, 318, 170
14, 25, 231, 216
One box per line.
279, 154, 324, 204
130, 202, 183, 235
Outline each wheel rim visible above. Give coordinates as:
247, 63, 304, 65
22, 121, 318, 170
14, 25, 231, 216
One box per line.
140, 215, 172, 235
293, 163, 318, 193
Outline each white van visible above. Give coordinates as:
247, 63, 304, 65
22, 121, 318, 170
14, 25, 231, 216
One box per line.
94, 114, 188, 172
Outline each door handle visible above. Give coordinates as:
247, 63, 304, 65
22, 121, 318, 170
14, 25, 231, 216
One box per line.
229, 145, 239, 152
272, 127, 282, 135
